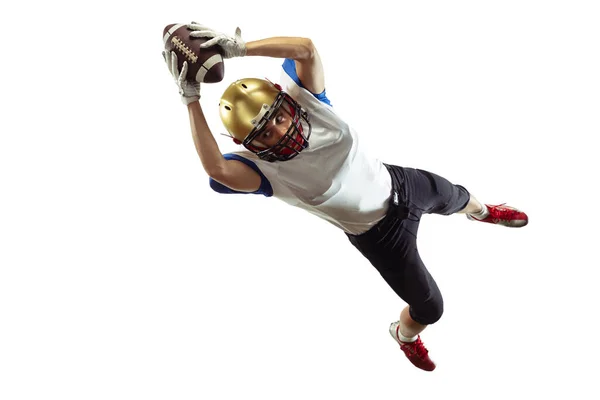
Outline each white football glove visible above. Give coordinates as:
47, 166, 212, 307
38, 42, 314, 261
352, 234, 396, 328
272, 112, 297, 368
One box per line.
187, 23, 247, 59
162, 50, 200, 105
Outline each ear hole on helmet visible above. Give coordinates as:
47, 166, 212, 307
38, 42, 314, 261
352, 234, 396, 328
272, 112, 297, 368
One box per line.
224, 105, 231, 110
241, 83, 248, 89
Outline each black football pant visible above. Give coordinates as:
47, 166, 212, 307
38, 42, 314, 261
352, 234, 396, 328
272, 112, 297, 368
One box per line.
346, 164, 470, 325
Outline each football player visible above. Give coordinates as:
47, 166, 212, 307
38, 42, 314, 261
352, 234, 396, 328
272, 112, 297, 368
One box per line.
162, 23, 528, 371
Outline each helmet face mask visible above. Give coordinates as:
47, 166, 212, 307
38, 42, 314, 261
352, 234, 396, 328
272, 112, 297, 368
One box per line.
219, 78, 312, 162
244, 92, 311, 162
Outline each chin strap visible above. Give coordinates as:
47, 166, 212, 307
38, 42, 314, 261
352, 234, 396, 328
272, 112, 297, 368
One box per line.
219, 132, 242, 144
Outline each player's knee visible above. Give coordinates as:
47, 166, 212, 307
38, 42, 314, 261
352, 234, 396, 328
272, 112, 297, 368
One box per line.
411, 297, 444, 325
425, 298, 444, 324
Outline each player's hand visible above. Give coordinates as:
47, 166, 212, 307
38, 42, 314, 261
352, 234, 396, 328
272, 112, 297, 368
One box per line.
187, 23, 247, 59
162, 50, 201, 105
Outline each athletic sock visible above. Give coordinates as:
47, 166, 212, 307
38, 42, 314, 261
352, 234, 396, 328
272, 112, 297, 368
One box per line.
469, 204, 489, 220
398, 332, 418, 343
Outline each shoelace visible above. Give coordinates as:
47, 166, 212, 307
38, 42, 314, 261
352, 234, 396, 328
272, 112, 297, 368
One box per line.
413, 338, 430, 358
487, 203, 520, 221
401, 337, 429, 358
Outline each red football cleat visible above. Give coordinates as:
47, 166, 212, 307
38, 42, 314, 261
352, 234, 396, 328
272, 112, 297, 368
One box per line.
467, 203, 528, 227
389, 322, 436, 371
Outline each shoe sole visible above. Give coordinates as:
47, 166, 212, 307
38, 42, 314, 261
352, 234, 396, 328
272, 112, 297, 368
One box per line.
466, 214, 528, 227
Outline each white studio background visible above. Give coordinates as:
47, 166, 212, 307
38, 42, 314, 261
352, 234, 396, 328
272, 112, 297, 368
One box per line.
1, 1, 599, 399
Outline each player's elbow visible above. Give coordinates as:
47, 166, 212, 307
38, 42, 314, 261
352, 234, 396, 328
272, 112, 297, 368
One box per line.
296, 38, 317, 60
305, 38, 317, 59
205, 164, 227, 181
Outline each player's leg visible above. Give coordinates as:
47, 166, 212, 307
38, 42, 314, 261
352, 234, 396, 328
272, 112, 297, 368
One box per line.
346, 201, 440, 372
398, 305, 426, 339
397, 167, 528, 227
383, 243, 441, 372
346, 235, 441, 371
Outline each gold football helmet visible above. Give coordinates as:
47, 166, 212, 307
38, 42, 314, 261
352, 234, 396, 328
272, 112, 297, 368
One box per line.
219, 78, 311, 162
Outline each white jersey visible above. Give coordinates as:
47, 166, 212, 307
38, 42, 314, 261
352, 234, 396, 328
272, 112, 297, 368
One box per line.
214, 62, 392, 235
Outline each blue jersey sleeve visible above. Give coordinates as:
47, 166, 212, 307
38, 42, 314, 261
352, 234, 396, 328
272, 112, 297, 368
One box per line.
208, 153, 273, 197
282, 58, 331, 106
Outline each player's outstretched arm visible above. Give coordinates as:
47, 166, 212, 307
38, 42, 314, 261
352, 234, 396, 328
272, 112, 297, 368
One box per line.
186, 102, 261, 192
245, 37, 324, 95
163, 50, 261, 192
187, 23, 324, 94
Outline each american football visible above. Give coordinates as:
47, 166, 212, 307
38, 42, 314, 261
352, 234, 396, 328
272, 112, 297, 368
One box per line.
163, 23, 225, 83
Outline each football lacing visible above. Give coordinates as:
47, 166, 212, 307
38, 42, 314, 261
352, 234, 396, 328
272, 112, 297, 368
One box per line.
171, 36, 198, 63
